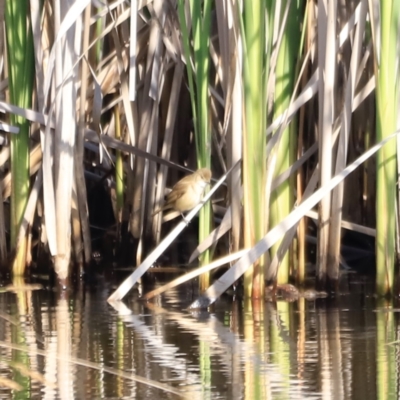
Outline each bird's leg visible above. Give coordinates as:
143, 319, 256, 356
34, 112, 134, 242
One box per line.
181, 213, 190, 225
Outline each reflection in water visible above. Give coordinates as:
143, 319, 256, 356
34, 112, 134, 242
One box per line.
0, 277, 393, 399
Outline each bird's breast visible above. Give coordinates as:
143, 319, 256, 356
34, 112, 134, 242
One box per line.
174, 181, 206, 212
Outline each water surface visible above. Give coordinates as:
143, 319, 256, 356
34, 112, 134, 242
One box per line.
0, 273, 396, 399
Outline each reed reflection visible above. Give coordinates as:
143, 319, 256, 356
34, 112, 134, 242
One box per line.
0, 281, 393, 399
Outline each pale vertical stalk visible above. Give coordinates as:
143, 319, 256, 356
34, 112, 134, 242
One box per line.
375, 0, 400, 296
327, 0, 367, 287
297, 0, 314, 285
40, 2, 57, 259
115, 105, 124, 223
71, 5, 84, 272
53, 0, 78, 283
130, 2, 162, 257
152, 62, 183, 242
228, 57, 243, 254
129, 0, 137, 101
76, 4, 92, 266
317, 0, 336, 287
217, 0, 243, 256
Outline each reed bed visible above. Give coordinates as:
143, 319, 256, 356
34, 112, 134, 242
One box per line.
0, 0, 397, 303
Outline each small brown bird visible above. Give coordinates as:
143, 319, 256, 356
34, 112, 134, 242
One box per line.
152, 168, 212, 218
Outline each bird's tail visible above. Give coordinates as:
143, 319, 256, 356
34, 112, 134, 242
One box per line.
151, 204, 170, 216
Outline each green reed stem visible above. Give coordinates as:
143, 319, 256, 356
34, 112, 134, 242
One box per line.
270, 0, 304, 284
5, 0, 34, 275
375, 0, 399, 296
242, 0, 267, 297
178, 0, 212, 290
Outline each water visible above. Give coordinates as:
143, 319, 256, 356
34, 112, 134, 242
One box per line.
0, 273, 396, 399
